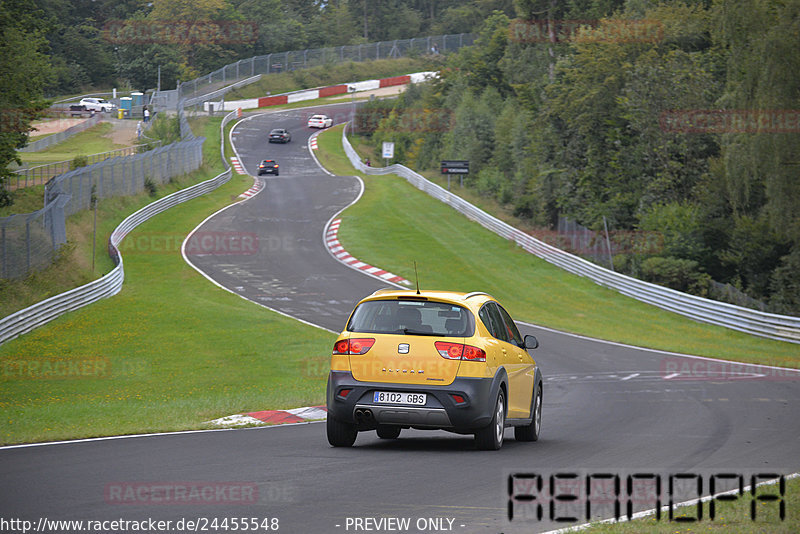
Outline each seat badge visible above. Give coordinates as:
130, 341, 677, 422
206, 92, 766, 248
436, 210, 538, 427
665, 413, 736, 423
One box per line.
398, 343, 410, 354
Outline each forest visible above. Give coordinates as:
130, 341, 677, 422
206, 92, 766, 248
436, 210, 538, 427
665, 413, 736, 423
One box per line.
0, 0, 509, 205
3, 0, 513, 96
357, 0, 800, 315
1, 0, 798, 313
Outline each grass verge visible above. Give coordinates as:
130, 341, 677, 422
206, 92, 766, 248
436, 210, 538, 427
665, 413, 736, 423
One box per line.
315, 124, 799, 367
0, 115, 335, 445
19, 122, 128, 165
581, 475, 798, 533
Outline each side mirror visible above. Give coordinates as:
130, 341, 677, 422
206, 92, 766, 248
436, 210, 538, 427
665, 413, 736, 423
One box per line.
524, 335, 539, 350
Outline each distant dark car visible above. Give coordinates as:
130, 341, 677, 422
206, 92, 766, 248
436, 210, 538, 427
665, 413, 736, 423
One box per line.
269, 129, 291, 143
258, 160, 279, 176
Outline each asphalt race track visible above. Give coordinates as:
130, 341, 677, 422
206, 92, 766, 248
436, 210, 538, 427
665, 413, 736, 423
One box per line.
1, 102, 798, 534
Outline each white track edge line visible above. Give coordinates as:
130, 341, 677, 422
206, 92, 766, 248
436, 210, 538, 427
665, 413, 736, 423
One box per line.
519, 321, 800, 372
0, 420, 325, 451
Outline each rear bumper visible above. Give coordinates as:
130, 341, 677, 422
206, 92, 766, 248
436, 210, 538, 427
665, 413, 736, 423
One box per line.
326, 371, 503, 432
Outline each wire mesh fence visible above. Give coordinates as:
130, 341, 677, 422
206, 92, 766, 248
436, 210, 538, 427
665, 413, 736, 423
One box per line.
18, 114, 103, 153
10, 142, 160, 190
46, 137, 204, 218
177, 33, 476, 103
0, 200, 63, 279
1, 137, 204, 280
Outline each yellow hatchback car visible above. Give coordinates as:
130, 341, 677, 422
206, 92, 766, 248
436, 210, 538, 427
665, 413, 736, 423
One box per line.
326, 289, 542, 450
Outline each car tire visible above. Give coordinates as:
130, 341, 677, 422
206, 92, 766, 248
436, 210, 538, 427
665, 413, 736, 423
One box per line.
275, 171, 279, 176
376, 425, 401, 440
514, 384, 542, 442
475, 390, 505, 450
327, 415, 357, 447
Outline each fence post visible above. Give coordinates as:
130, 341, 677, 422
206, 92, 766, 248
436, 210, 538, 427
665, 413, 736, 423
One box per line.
1, 224, 6, 278
25, 216, 31, 273
97, 163, 103, 203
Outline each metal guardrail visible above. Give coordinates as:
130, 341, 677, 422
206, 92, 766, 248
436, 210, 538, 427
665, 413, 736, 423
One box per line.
0, 109, 236, 346
183, 74, 262, 109
342, 125, 800, 344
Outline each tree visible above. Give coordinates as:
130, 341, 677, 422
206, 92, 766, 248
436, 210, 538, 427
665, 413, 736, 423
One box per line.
0, 0, 52, 206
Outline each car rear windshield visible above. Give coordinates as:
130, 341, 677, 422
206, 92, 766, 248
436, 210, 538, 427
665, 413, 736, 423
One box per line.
347, 299, 475, 337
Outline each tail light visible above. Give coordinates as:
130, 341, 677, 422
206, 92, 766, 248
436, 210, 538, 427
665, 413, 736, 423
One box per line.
333, 338, 375, 355
434, 341, 486, 362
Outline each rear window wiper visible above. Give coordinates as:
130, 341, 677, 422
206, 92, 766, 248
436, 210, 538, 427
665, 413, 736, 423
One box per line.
402, 328, 440, 336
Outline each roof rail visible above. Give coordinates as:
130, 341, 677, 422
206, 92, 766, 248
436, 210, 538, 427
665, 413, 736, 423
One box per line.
464, 291, 493, 300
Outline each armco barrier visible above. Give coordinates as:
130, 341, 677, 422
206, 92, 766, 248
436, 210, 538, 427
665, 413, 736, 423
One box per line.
342, 125, 800, 344
0, 110, 237, 346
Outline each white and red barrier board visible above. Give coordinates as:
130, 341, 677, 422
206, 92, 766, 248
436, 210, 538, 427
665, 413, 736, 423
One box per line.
208, 72, 437, 112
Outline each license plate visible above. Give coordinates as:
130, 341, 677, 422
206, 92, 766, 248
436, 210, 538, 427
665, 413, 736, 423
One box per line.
373, 391, 426, 405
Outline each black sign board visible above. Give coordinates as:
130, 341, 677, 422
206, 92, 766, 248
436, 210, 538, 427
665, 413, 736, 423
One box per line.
441, 160, 470, 174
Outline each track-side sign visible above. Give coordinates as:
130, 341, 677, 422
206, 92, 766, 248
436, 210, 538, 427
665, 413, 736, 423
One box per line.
441, 160, 469, 174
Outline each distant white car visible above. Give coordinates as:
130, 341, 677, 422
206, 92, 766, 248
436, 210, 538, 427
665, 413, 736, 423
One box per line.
79, 97, 115, 113
308, 114, 333, 128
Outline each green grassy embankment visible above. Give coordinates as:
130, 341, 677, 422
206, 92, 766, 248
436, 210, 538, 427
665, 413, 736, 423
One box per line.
315, 124, 799, 367
0, 115, 334, 445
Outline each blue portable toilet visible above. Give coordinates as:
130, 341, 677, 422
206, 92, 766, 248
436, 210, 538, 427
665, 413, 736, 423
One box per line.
120, 97, 132, 111
131, 92, 144, 107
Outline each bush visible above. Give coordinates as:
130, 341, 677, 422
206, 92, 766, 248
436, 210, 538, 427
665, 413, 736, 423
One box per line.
475, 167, 501, 196
640, 256, 710, 296
147, 115, 180, 145
70, 155, 88, 170
144, 177, 157, 197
